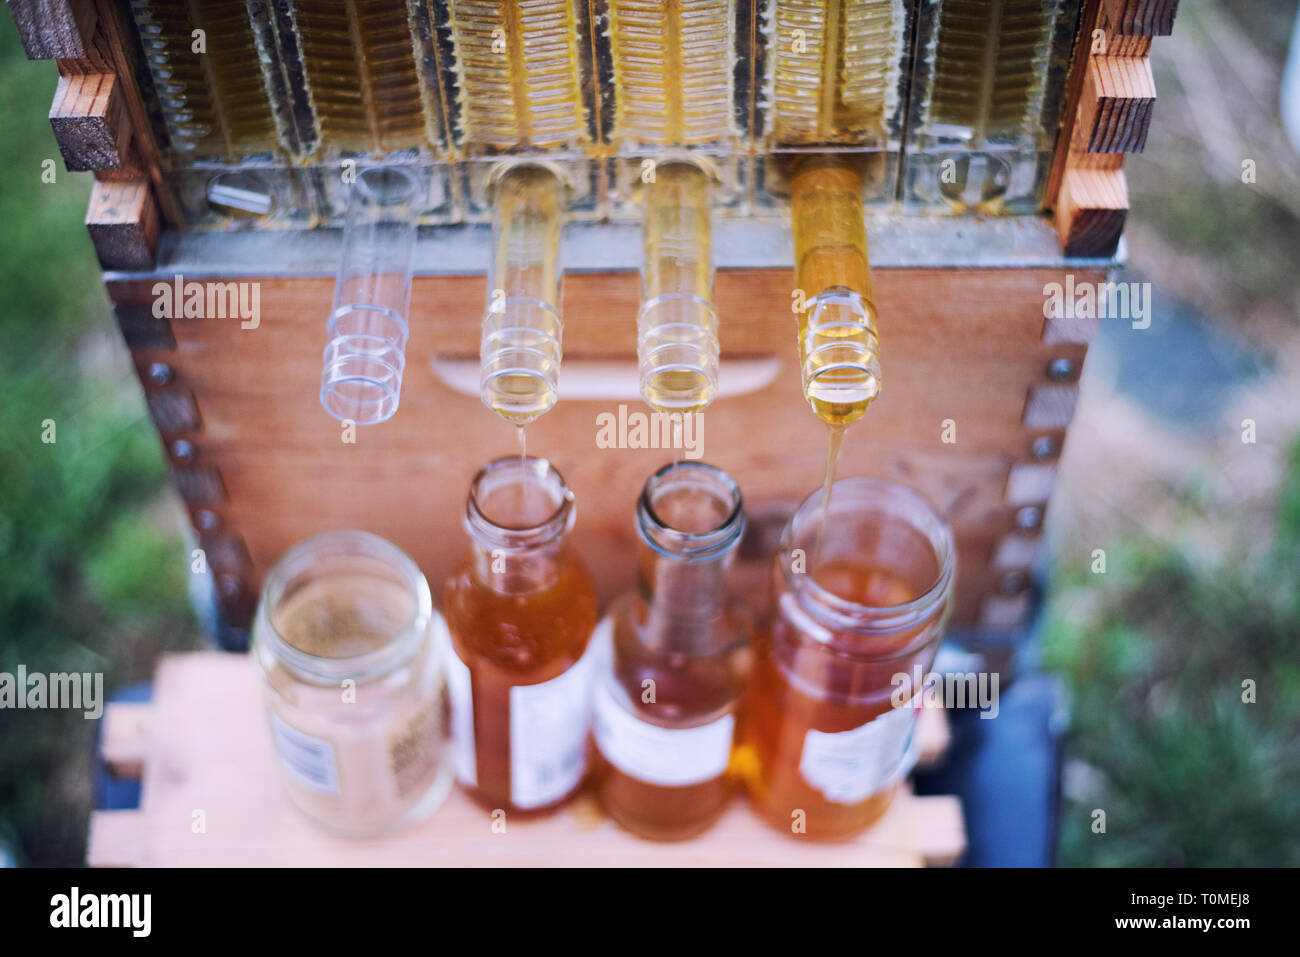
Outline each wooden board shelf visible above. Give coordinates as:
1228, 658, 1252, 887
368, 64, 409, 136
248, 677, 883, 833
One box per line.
89, 652, 965, 868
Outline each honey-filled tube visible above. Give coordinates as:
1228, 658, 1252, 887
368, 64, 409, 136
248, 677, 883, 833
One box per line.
638, 161, 720, 413
479, 164, 567, 427
442, 457, 600, 812
790, 154, 883, 426
591, 462, 753, 840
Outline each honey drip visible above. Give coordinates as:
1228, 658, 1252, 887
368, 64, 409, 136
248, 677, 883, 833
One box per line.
923, 0, 1061, 144
131, 0, 280, 160
447, 0, 588, 150
608, 0, 735, 146
767, 0, 903, 145
290, 0, 430, 154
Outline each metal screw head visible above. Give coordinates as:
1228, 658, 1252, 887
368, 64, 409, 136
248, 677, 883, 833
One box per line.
1046, 357, 1078, 382
170, 439, 196, 464
998, 569, 1031, 596
146, 362, 174, 387
194, 509, 221, 533
1031, 435, 1061, 461
1013, 504, 1045, 535
1015, 506, 1044, 533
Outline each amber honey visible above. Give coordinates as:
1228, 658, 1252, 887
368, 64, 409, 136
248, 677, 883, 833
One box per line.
443, 457, 599, 813
592, 602, 748, 840
132, 1, 280, 160
737, 479, 954, 839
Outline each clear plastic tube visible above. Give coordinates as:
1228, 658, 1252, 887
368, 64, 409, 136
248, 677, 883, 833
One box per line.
790, 154, 882, 425
479, 164, 565, 425
320, 167, 420, 425
638, 161, 719, 413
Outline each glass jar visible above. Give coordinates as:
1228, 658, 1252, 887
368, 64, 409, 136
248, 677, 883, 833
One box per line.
591, 461, 754, 840
443, 456, 600, 812
738, 478, 955, 838
254, 531, 454, 836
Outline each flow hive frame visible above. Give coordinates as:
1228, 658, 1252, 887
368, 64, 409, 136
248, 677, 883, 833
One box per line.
10, 0, 1179, 643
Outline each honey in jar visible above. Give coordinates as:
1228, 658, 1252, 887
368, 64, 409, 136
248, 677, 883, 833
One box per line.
736, 478, 955, 838
442, 456, 600, 812
590, 461, 753, 840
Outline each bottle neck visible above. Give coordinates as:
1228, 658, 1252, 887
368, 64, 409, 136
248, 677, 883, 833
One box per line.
628, 462, 745, 655
470, 538, 565, 594
464, 455, 575, 595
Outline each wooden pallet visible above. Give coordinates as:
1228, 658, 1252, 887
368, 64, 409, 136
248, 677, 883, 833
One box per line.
90, 652, 964, 867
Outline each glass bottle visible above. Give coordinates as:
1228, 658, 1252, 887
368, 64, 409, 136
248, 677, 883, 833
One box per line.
443, 456, 600, 812
591, 461, 753, 840
254, 531, 454, 836
737, 478, 955, 838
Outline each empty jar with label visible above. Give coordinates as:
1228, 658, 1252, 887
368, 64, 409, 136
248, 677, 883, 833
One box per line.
737, 479, 955, 838
591, 462, 753, 840
255, 531, 454, 836
443, 456, 600, 813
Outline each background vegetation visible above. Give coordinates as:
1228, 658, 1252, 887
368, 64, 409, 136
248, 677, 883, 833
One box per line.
0, 23, 198, 866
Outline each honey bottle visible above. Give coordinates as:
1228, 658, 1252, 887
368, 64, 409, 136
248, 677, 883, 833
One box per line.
591, 462, 753, 840
736, 477, 955, 838
443, 456, 600, 813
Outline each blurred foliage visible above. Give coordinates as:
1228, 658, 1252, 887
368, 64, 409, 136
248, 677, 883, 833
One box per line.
0, 22, 198, 866
1044, 439, 1300, 866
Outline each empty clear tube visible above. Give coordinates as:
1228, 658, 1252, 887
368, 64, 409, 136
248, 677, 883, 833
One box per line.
320, 167, 420, 425
790, 154, 882, 425
479, 164, 566, 425
638, 161, 719, 413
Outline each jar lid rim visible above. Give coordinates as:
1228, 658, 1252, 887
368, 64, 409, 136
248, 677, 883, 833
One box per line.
779, 478, 955, 630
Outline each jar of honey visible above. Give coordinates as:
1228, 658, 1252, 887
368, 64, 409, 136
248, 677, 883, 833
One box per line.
254, 531, 454, 836
738, 478, 955, 838
591, 461, 753, 840
443, 456, 600, 813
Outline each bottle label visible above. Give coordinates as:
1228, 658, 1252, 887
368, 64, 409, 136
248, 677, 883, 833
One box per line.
387, 692, 443, 799
269, 712, 340, 796
797, 696, 922, 805
593, 674, 735, 788
443, 618, 477, 789
507, 621, 604, 809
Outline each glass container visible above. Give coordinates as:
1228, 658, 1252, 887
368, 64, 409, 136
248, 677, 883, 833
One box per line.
443, 456, 601, 812
255, 530, 454, 836
591, 461, 753, 840
738, 477, 955, 838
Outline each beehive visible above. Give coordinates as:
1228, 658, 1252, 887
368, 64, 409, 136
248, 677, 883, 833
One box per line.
13, 0, 1178, 646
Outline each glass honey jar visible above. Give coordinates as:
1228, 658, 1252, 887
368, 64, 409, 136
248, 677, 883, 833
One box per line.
737, 478, 955, 838
443, 456, 600, 813
591, 461, 754, 840
254, 531, 454, 836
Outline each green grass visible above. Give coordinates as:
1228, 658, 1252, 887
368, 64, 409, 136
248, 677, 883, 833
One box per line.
0, 19, 199, 866
1044, 439, 1300, 866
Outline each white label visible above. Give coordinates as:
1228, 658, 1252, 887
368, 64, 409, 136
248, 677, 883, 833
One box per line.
444, 622, 477, 789
507, 620, 604, 809
594, 675, 734, 788
269, 712, 340, 796
798, 698, 921, 805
